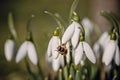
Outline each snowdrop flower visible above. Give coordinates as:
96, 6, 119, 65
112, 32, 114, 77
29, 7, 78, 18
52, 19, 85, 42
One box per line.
74, 41, 96, 65
4, 38, 16, 61
16, 33, 38, 65
46, 28, 60, 59
46, 28, 71, 71
102, 40, 120, 66
62, 21, 81, 49
93, 32, 110, 58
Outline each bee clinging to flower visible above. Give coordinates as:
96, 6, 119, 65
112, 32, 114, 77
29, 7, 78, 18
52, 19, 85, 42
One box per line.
57, 44, 68, 55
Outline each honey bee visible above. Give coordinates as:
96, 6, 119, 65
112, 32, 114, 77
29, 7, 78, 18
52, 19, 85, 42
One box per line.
57, 44, 67, 55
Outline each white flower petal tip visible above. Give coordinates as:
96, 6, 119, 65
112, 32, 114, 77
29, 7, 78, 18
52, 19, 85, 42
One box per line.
16, 41, 28, 63
115, 46, 120, 66
93, 42, 100, 58
59, 55, 64, 67
52, 58, 60, 71
74, 43, 83, 65
28, 42, 38, 65
4, 39, 16, 61
46, 53, 53, 68
81, 18, 93, 33
62, 22, 75, 44
102, 40, 116, 66
83, 42, 96, 64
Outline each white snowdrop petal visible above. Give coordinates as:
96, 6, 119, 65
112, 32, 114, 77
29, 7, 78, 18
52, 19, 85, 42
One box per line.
83, 42, 96, 64
98, 32, 110, 49
52, 58, 60, 71
98, 32, 108, 44
102, 40, 116, 66
62, 22, 75, 44
93, 42, 101, 59
71, 22, 81, 48
16, 41, 28, 63
81, 18, 93, 33
47, 37, 53, 57
28, 41, 38, 65
59, 55, 64, 67
66, 42, 70, 64
46, 53, 53, 69
74, 42, 83, 65
115, 45, 120, 66
4, 39, 15, 61
82, 19, 93, 43
52, 36, 60, 59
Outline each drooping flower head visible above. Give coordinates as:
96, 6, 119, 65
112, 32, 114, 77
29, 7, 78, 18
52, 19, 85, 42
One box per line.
4, 36, 16, 61
102, 29, 120, 66
93, 32, 110, 59
74, 32, 96, 65
16, 32, 38, 65
46, 27, 71, 71
62, 12, 82, 49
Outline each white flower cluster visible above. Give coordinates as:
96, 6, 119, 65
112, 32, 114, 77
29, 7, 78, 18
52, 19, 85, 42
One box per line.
93, 31, 120, 66
4, 33, 38, 65
46, 18, 96, 71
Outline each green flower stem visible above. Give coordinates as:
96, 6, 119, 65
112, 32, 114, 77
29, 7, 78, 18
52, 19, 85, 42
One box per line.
54, 13, 67, 28
37, 62, 44, 80
8, 12, 18, 41
64, 55, 67, 66
63, 55, 68, 80
25, 58, 36, 80
100, 11, 117, 34
79, 22, 85, 40
112, 69, 118, 80
64, 65, 68, 80
26, 14, 35, 32
100, 11, 116, 28
75, 70, 80, 80
110, 13, 120, 35
70, 64, 75, 80
44, 11, 64, 38
69, 0, 79, 23
69, 42, 73, 64
59, 69, 63, 80
44, 11, 62, 29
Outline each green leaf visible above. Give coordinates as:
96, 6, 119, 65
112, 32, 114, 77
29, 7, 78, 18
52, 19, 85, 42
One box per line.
8, 12, 18, 40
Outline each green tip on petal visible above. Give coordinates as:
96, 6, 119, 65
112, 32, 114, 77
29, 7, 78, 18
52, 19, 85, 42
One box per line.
71, 12, 80, 22
110, 33, 117, 40
80, 32, 85, 42
53, 27, 59, 36
110, 28, 117, 40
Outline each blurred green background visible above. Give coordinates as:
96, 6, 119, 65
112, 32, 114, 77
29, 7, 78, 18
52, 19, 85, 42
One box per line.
0, 0, 90, 79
